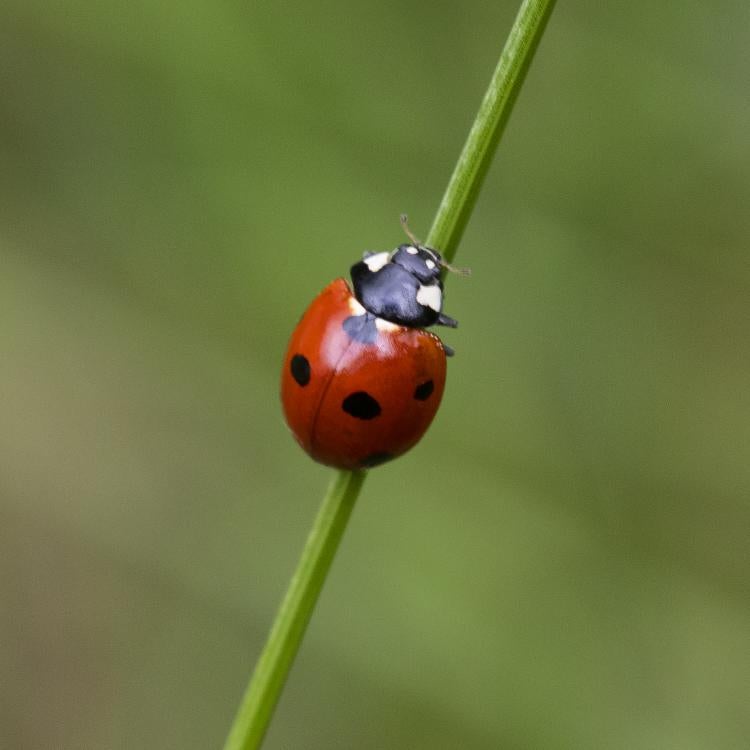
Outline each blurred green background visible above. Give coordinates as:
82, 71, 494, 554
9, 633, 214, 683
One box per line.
2, 1, 748, 748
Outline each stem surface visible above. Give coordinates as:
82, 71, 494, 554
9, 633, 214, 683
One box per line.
224, 2, 556, 747
427, 0, 556, 260
223, 470, 365, 750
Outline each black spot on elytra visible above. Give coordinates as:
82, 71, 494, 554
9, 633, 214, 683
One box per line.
290, 354, 311, 386
359, 452, 394, 468
342, 391, 381, 420
342, 313, 379, 344
413, 380, 434, 400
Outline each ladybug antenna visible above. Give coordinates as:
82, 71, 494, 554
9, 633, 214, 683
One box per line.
399, 213, 422, 247
400, 213, 471, 276
440, 258, 472, 277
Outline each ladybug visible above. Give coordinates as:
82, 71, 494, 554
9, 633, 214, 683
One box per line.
280, 217, 465, 470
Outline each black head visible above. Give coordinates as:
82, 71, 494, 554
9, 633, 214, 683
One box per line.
391, 244, 443, 284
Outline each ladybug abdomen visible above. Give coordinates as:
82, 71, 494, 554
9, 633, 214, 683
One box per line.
281, 279, 447, 470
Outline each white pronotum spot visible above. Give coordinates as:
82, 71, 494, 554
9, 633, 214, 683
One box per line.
425, 259, 436, 270
416, 284, 442, 312
363, 251, 390, 272
406, 246, 418, 255
348, 296, 367, 316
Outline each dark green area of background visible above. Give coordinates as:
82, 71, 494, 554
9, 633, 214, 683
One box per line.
2, 2, 748, 748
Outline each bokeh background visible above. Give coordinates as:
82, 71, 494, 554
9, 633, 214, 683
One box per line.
2, 1, 749, 748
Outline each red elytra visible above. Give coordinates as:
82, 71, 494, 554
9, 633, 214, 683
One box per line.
280, 278, 447, 470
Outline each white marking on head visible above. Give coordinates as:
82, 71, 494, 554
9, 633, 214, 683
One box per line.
422, 247, 438, 261
348, 296, 367, 316
363, 251, 391, 273
425, 258, 436, 270
405, 246, 418, 255
375, 317, 401, 332
416, 284, 442, 312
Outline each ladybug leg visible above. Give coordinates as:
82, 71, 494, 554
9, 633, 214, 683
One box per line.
443, 343, 456, 357
437, 312, 458, 328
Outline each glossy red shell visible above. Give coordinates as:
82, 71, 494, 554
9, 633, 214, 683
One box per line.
280, 278, 447, 470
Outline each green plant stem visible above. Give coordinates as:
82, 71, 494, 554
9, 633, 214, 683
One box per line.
224, 2, 555, 748
428, 0, 557, 261
223, 469, 365, 750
